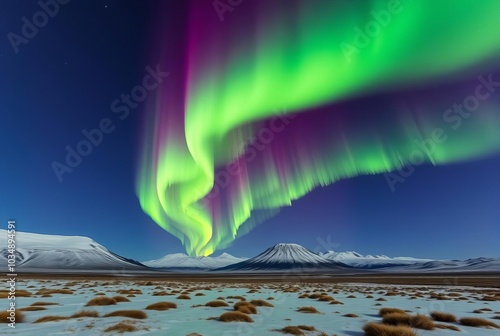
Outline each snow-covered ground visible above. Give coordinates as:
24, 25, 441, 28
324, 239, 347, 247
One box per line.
3, 279, 499, 335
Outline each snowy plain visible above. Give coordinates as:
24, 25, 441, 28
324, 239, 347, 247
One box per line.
3, 279, 500, 336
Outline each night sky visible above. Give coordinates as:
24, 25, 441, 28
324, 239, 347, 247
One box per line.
2, 1, 499, 261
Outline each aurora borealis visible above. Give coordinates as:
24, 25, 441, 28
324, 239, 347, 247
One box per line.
136, 0, 500, 256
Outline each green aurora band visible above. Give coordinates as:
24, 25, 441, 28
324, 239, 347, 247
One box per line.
137, 0, 500, 256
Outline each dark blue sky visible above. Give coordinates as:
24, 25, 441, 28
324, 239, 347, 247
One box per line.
2, 1, 499, 261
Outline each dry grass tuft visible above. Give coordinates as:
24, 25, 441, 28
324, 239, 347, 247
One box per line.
0, 311, 25, 323
85, 296, 117, 306
344, 313, 359, 318
317, 295, 334, 301
382, 313, 435, 330
296, 306, 320, 314
250, 299, 274, 307
459, 317, 500, 328
152, 291, 169, 296
275, 326, 313, 335
19, 306, 47, 311
430, 311, 457, 322
218, 311, 253, 323
379, 307, 407, 317
177, 294, 191, 300
409, 314, 436, 330
435, 323, 461, 331
145, 302, 177, 311
329, 300, 344, 305
116, 289, 142, 295
103, 321, 138, 333
205, 300, 229, 307
30, 301, 59, 306
34, 315, 69, 323
234, 301, 257, 314
227, 295, 246, 301
35, 289, 73, 295
0, 290, 32, 298
112, 295, 131, 303
363, 322, 418, 336
68, 310, 99, 318
103, 310, 147, 319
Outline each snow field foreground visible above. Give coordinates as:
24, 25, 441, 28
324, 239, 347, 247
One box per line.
2, 279, 499, 335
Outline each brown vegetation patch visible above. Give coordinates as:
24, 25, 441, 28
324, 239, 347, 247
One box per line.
344, 313, 359, 318
296, 306, 320, 314
30, 301, 59, 306
459, 317, 500, 328
35, 289, 73, 295
19, 306, 47, 311
145, 302, 177, 311
363, 322, 417, 336
34, 315, 69, 323
112, 295, 131, 303
218, 311, 253, 322
379, 307, 407, 316
177, 294, 191, 300
329, 300, 344, 305
103, 310, 147, 319
70, 310, 99, 318
234, 301, 257, 314
116, 289, 142, 295
435, 323, 461, 331
0, 290, 32, 298
430, 311, 457, 322
250, 299, 274, 307
103, 321, 138, 333
275, 325, 316, 335
382, 313, 435, 330
317, 295, 334, 301
85, 296, 117, 306
205, 300, 229, 307
152, 291, 169, 296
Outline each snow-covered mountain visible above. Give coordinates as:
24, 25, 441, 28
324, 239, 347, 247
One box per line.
0, 230, 148, 272
216, 243, 350, 271
394, 257, 500, 272
319, 250, 433, 268
143, 252, 247, 270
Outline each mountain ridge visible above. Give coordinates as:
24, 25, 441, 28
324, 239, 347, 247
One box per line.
215, 243, 350, 271
0, 229, 148, 271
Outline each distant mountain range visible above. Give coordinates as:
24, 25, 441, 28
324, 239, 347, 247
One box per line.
0, 229, 147, 272
318, 250, 433, 268
2, 230, 498, 273
395, 257, 500, 272
143, 252, 246, 270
